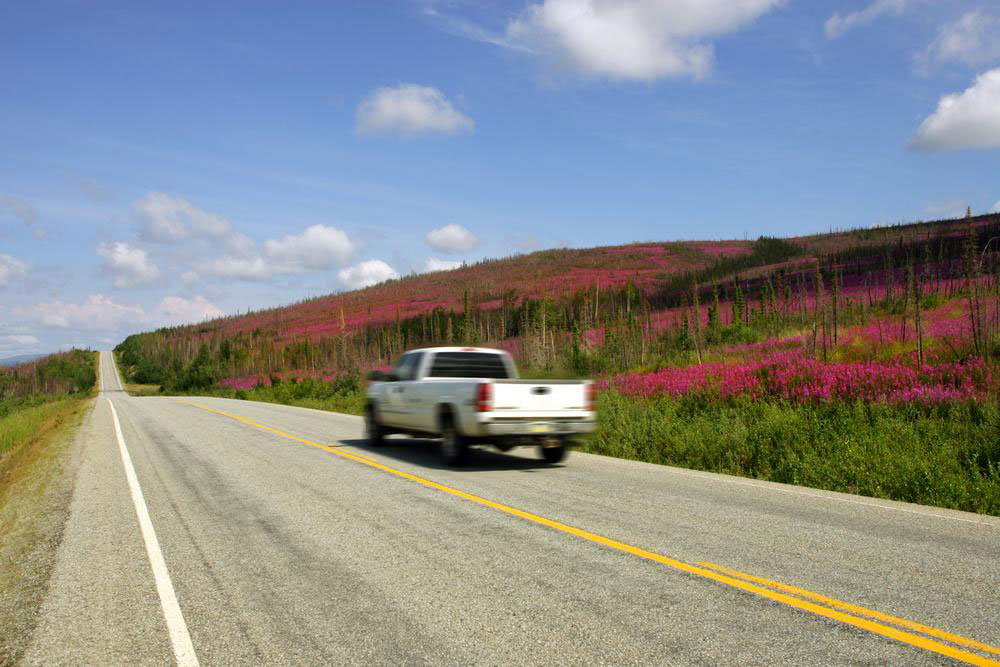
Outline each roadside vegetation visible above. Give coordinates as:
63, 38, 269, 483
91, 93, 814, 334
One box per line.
588, 393, 999, 515
152, 370, 365, 416
1, 349, 97, 458
0, 349, 97, 663
114, 214, 1000, 515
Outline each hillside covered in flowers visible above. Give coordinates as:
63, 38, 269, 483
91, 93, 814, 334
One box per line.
117, 213, 999, 394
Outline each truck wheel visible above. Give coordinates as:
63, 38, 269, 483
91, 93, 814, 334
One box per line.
440, 419, 469, 466
365, 405, 385, 446
539, 443, 566, 464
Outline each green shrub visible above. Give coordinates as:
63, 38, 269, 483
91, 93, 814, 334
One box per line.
719, 323, 760, 345
168, 345, 216, 392
584, 391, 1000, 516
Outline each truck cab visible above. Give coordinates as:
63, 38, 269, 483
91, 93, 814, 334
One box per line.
365, 347, 596, 466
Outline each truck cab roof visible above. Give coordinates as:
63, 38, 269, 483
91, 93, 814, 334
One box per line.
406, 346, 510, 355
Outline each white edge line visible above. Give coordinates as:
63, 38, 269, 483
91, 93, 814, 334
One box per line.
108, 398, 199, 666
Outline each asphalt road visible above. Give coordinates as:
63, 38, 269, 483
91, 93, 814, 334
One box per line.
24, 352, 1000, 665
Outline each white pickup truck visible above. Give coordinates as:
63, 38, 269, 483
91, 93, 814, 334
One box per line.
365, 347, 596, 466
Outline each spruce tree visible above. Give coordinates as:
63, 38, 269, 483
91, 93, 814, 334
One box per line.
462, 290, 472, 345
732, 281, 745, 326
691, 282, 703, 364
707, 283, 721, 344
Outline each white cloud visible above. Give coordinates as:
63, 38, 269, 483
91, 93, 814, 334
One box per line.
911, 68, 1000, 151
150, 296, 224, 326
133, 191, 232, 243
262, 224, 355, 271
825, 0, 910, 39
130, 192, 358, 284
15, 294, 145, 330
207, 256, 272, 281
207, 224, 357, 280
504, 0, 782, 81
2, 334, 39, 346
41, 313, 69, 328
424, 257, 463, 272
0, 254, 30, 287
0, 195, 39, 225
356, 84, 474, 137
338, 260, 400, 289
0, 334, 40, 356
13, 293, 223, 331
992, 200, 1000, 214
916, 11, 1000, 74
425, 224, 480, 254
97, 241, 162, 288
32, 228, 47, 240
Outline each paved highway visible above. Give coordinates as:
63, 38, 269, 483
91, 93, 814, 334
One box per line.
24, 352, 1000, 664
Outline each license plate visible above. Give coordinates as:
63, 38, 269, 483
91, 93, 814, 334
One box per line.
530, 423, 552, 434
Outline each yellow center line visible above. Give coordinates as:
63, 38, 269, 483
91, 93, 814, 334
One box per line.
175, 400, 377, 464
181, 400, 1000, 666
696, 562, 1000, 657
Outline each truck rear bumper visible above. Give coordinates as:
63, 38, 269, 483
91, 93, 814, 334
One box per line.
478, 419, 596, 437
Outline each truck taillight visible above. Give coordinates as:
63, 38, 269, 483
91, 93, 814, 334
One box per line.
476, 382, 492, 412
585, 383, 596, 412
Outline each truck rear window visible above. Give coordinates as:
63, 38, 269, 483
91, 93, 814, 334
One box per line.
427, 352, 510, 379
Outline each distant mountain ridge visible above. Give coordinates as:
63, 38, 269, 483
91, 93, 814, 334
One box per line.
1, 354, 45, 367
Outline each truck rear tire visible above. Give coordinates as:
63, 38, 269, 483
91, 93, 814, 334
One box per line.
365, 405, 385, 446
440, 419, 469, 466
539, 443, 566, 464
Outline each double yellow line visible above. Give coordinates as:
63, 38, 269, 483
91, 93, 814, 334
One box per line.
181, 401, 1000, 665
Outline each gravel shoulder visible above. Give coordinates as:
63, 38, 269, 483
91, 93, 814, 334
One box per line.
0, 397, 92, 665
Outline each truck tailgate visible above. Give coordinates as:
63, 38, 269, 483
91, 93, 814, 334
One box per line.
491, 381, 587, 412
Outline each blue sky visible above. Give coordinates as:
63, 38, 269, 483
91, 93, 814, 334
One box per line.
2, 0, 999, 357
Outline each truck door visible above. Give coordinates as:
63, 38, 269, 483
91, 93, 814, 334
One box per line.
393, 351, 426, 430
382, 352, 415, 426
402, 352, 434, 432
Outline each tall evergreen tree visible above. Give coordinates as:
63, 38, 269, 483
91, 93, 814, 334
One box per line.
732, 280, 745, 326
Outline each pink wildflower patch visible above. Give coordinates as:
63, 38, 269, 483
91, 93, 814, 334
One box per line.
610, 350, 993, 404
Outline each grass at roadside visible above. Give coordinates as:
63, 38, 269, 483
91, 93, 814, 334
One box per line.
227, 384, 365, 416
583, 391, 1000, 516
1, 398, 79, 457
114, 349, 366, 415
126, 379, 366, 415
124, 383, 160, 396
0, 395, 93, 663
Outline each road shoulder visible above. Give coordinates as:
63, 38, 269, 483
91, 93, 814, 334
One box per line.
0, 397, 92, 664
22, 397, 173, 665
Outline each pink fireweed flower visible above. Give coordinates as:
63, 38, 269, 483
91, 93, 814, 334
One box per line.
609, 350, 992, 404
